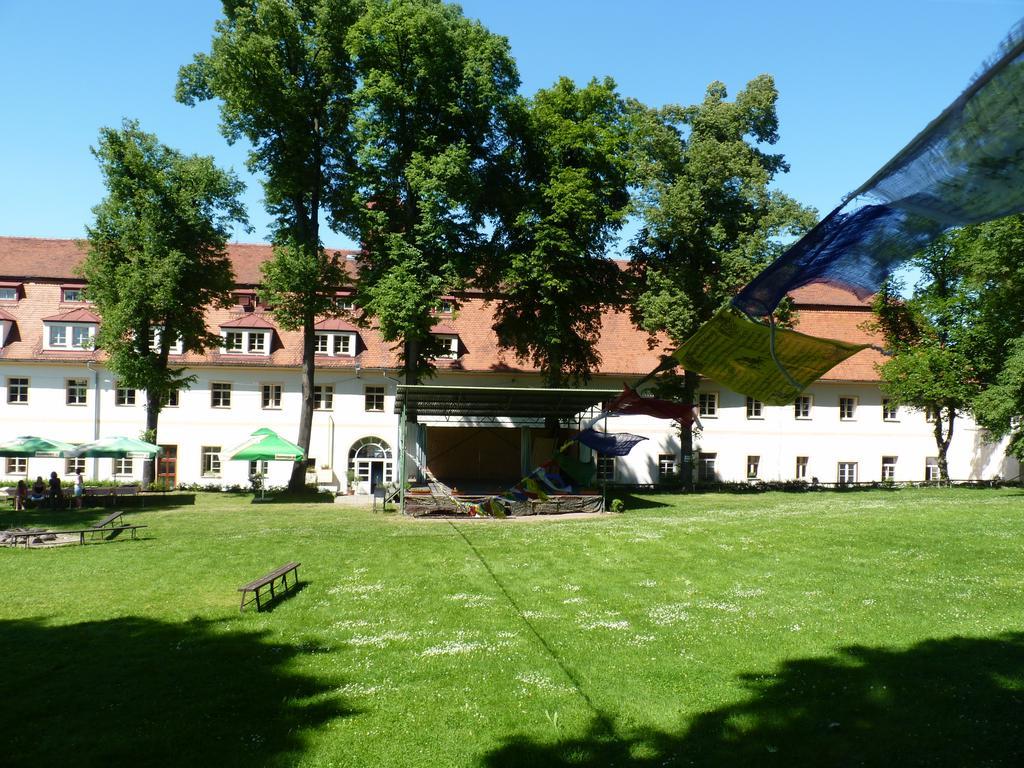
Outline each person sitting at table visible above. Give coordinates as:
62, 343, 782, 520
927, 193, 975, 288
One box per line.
48, 471, 64, 509
30, 476, 46, 501
14, 479, 28, 511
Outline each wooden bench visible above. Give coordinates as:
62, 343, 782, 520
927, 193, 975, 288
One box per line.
91, 509, 125, 529
5, 524, 147, 548
238, 562, 301, 612
84, 485, 140, 506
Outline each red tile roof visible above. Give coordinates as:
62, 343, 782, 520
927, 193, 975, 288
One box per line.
219, 314, 277, 329
314, 317, 359, 332
0, 236, 885, 381
42, 308, 101, 323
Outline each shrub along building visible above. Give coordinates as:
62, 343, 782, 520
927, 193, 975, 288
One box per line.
0, 237, 1017, 493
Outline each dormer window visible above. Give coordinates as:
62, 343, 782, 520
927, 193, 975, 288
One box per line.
434, 334, 459, 360
333, 295, 355, 311
313, 317, 359, 357
148, 327, 184, 355
233, 292, 256, 311
61, 286, 86, 303
220, 328, 270, 355
314, 331, 356, 357
43, 309, 100, 351
0, 309, 13, 348
0, 283, 22, 301
438, 300, 453, 314
220, 315, 274, 356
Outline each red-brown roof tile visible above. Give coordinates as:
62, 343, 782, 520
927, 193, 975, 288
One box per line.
42, 308, 100, 323
219, 314, 277, 329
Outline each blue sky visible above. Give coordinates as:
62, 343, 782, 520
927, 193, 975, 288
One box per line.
1, 0, 1021, 253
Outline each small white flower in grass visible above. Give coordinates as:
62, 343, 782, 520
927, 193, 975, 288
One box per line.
862, 598, 876, 606
562, 597, 585, 605
348, 631, 412, 648
638, 579, 658, 588
648, 604, 691, 626
700, 600, 741, 613
581, 619, 630, 630
563, 584, 581, 592
447, 593, 494, 607
790, 624, 802, 632
421, 640, 483, 656
627, 634, 656, 647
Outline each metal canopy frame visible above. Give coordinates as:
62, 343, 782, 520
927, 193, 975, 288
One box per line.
396, 385, 620, 513
395, 384, 620, 423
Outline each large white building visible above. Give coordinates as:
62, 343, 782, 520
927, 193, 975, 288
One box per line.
0, 237, 1017, 493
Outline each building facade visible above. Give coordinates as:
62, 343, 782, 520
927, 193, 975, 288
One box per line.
0, 237, 1017, 491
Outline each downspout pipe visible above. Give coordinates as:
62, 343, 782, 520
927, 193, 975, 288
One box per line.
86, 360, 100, 481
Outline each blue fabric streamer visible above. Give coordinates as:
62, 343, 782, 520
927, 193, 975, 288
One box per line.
574, 429, 648, 457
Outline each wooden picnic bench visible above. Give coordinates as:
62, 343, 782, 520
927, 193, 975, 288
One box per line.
84, 485, 140, 506
91, 509, 125, 529
5, 524, 147, 548
238, 562, 301, 612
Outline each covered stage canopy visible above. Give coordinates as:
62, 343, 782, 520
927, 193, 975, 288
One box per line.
395, 385, 621, 422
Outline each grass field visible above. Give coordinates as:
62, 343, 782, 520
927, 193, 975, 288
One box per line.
2, 488, 1023, 767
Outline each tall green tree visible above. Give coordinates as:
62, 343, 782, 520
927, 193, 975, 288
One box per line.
871, 233, 984, 482
962, 215, 1024, 463
345, 0, 520, 384
83, 120, 247, 487
486, 77, 636, 391
630, 76, 816, 484
177, 0, 361, 490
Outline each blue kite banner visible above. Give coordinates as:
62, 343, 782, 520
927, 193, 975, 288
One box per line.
574, 429, 648, 457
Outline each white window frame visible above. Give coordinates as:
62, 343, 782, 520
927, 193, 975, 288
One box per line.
698, 452, 717, 482
745, 396, 763, 419
925, 405, 939, 422
45, 322, 96, 351
882, 456, 897, 481
837, 461, 858, 485
61, 287, 85, 302
925, 457, 940, 482
115, 384, 136, 407
211, 382, 232, 408
746, 455, 760, 480
201, 446, 222, 478
0, 287, 18, 301
7, 376, 28, 404
261, 383, 282, 410
249, 459, 269, 477
698, 392, 718, 418
314, 384, 334, 411
6, 457, 27, 474
149, 327, 184, 355
113, 457, 134, 476
882, 398, 898, 422
658, 454, 677, 480
66, 378, 88, 406
433, 334, 459, 360
65, 458, 86, 475
839, 396, 858, 421
221, 329, 270, 356
314, 332, 357, 357
795, 456, 809, 480
364, 385, 385, 412
794, 395, 812, 420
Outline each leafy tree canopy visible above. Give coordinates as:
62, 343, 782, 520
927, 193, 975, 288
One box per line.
487, 77, 638, 387
344, 0, 520, 381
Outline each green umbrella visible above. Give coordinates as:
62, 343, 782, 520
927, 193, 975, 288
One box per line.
65, 436, 162, 459
229, 429, 305, 462
0, 435, 77, 458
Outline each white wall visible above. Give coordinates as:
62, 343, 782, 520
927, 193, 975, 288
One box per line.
0, 363, 1018, 489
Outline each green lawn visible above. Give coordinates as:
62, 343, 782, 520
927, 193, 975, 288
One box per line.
3, 488, 1023, 767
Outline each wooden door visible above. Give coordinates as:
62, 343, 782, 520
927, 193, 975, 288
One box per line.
157, 445, 177, 490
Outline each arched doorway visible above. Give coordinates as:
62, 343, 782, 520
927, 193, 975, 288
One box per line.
349, 437, 393, 493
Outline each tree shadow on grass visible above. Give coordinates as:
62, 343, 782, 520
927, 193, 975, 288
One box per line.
0, 616, 355, 767
484, 633, 1024, 767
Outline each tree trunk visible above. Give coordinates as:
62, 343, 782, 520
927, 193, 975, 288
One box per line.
143, 398, 159, 489
289, 309, 317, 492
678, 369, 700, 490
935, 406, 955, 483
